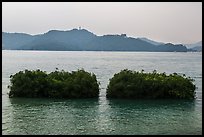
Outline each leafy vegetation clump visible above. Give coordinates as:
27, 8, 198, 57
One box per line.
106, 69, 196, 99
8, 69, 99, 98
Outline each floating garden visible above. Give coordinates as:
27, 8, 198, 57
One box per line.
8, 69, 196, 99
106, 69, 196, 99
8, 69, 99, 98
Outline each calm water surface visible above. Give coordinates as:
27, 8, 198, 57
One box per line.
2, 50, 202, 135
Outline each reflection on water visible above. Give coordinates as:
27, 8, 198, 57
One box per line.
3, 97, 201, 135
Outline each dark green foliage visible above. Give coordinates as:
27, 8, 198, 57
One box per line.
106, 69, 196, 99
8, 69, 99, 98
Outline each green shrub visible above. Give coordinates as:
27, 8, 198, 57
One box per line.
106, 69, 196, 99
8, 69, 99, 98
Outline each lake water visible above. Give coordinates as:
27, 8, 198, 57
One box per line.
2, 50, 202, 135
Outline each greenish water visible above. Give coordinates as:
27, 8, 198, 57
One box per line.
2, 51, 202, 135
2, 98, 202, 135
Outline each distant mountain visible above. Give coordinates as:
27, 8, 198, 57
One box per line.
2, 29, 188, 52
185, 41, 202, 48
2, 32, 35, 49
2, 43, 5, 50
139, 37, 164, 45
185, 41, 202, 52
191, 46, 202, 52
19, 29, 96, 51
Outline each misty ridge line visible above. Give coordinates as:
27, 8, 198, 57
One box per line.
2, 28, 200, 44
2, 28, 202, 52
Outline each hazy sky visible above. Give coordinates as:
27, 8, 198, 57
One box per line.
2, 2, 202, 44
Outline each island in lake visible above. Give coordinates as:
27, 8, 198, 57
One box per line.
8, 69, 195, 100
8, 69, 99, 98
107, 69, 196, 99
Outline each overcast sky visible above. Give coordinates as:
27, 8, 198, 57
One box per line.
2, 2, 202, 44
